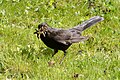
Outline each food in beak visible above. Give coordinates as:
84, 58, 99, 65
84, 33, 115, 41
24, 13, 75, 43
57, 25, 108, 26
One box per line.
42, 31, 45, 37
34, 29, 46, 39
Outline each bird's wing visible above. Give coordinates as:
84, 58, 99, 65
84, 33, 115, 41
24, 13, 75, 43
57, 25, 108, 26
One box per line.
47, 28, 88, 45
47, 29, 72, 45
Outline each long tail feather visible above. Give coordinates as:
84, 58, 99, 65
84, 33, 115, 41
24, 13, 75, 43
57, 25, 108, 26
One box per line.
71, 16, 104, 31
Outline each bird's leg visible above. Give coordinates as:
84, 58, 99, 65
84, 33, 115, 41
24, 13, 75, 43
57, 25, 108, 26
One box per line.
59, 50, 67, 64
52, 49, 58, 57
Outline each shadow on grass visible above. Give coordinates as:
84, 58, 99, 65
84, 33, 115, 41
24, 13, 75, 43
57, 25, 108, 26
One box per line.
39, 47, 53, 57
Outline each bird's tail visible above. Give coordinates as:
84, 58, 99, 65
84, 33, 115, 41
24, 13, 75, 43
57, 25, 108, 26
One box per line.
71, 16, 104, 31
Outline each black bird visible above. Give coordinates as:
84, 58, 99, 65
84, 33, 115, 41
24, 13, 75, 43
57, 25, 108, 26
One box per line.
34, 16, 104, 63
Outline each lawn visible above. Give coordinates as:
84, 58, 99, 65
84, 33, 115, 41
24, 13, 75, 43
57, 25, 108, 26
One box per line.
0, 0, 120, 80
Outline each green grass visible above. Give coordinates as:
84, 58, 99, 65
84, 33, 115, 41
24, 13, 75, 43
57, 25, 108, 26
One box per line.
0, 0, 120, 80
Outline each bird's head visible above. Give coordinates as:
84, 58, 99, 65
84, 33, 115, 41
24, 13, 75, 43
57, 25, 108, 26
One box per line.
34, 22, 48, 39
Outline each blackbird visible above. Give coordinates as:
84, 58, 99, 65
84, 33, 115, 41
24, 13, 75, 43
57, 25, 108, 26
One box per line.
34, 16, 104, 63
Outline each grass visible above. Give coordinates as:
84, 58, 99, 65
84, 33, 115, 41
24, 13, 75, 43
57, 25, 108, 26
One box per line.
0, 0, 120, 80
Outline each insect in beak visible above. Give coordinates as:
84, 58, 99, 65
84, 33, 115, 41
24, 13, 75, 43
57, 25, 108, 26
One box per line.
34, 28, 46, 39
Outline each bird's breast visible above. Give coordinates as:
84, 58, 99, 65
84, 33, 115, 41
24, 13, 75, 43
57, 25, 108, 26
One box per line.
40, 34, 71, 50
